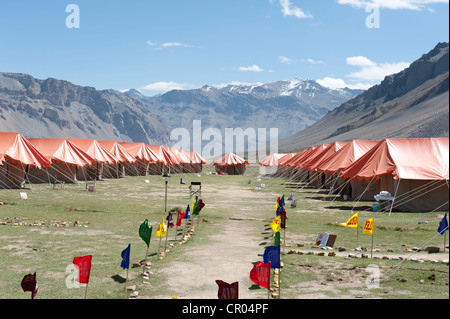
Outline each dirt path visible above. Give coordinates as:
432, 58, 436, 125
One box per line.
152, 185, 272, 299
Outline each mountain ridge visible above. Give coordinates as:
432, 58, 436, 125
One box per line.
278, 42, 449, 153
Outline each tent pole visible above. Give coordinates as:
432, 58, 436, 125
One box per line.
389, 178, 401, 216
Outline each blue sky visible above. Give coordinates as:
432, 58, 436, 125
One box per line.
0, 0, 448, 96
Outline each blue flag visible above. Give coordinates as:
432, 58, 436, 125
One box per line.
180, 178, 186, 185
184, 204, 191, 219
121, 244, 131, 270
438, 213, 448, 235
263, 245, 280, 269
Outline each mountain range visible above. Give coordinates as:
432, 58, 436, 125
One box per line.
1, 42, 447, 156
127, 79, 363, 145
279, 42, 449, 152
0, 73, 168, 144
0, 73, 362, 147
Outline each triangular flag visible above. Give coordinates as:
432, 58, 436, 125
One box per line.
270, 216, 281, 233
73, 255, 92, 284
363, 218, 374, 235
216, 280, 239, 299
438, 213, 448, 235
139, 219, 152, 247
21, 272, 38, 299
340, 212, 359, 228
155, 218, 167, 239
180, 178, 186, 185
263, 245, 280, 269
250, 261, 271, 290
121, 244, 131, 270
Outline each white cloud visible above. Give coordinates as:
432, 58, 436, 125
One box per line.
146, 41, 197, 50
279, 0, 313, 18
317, 55, 410, 90
160, 42, 193, 48
279, 56, 294, 64
302, 58, 325, 65
337, 0, 449, 11
139, 81, 197, 92
346, 56, 410, 81
239, 64, 264, 72
317, 77, 372, 90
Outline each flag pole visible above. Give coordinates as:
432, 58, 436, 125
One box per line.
142, 245, 149, 275
125, 268, 129, 299
84, 282, 89, 299
165, 225, 169, 253
356, 225, 359, 249
158, 235, 162, 258
371, 233, 374, 259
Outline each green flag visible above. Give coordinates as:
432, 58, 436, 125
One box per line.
274, 231, 281, 246
139, 219, 152, 247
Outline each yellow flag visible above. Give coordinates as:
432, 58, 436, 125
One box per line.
363, 218, 374, 235
155, 218, 167, 238
270, 216, 281, 233
274, 203, 278, 211
340, 212, 358, 228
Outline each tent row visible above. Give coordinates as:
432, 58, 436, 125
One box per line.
0, 132, 207, 188
260, 138, 449, 212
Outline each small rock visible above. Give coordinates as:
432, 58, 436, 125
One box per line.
428, 274, 436, 281
129, 291, 139, 298
132, 262, 141, 268
126, 285, 136, 291
399, 278, 408, 283
419, 279, 425, 284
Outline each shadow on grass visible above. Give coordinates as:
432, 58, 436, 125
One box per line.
324, 205, 372, 211
111, 274, 126, 284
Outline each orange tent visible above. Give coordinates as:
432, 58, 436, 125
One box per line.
68, 138, 118, 180
185, 150, 207, 173
0, 132, 51, 188
283, 144, 329, 182
340, 138, 449, 212
313, 140, 379, 191
302, 141, 349, 188
259, 153, 287, 175
315, 140, 379, 175
213, 153, 249, 175
27, 138, 96, 183
98, 140, 138, 178
259, 153, 287, 167
0, 132, 51, 168
120, 142, 164, 175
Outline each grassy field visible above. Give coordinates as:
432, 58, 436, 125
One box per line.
0, 165, 448, 299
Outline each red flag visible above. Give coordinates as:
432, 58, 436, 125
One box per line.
250, 261, 271, 290
73, 255, 92, 284
21, 272, 38, 299
176, 210, 185, 226
167, 212, 174, 228
279, 209, 287, 229
216, 280, 239, 299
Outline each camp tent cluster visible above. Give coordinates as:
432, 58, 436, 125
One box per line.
0, 132, 206, 188
260, 138, 449, 213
